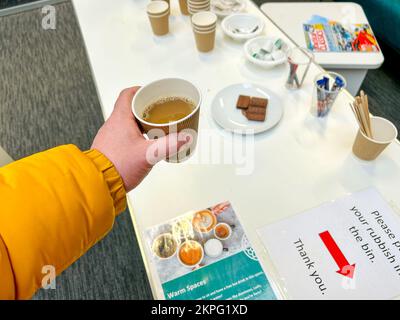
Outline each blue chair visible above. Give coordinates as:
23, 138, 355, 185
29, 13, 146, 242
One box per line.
336, 0, 400, 53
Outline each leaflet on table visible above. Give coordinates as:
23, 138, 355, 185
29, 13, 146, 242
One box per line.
258, 187, 400, 299
303, 15, 380, 52
145, 201, 278, 300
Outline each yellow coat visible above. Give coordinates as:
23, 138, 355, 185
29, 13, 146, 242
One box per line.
0, 145, 126, 299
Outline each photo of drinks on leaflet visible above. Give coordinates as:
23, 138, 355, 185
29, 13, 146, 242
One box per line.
146, 201, 278, 300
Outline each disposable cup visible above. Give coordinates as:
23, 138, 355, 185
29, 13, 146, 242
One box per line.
188, 5, 211, 12
188, 1, 210, 6
189, 7, 211, 15
147, 0, 169, 15
179, 0, 190, 15
192, 23, 216, 32
188, 1, 211, 13
191, 11, 217, 28
193, 28, 216, 52
132, 78, 202, 163
188, 0, 210, 4
352, 116, 397, 161
286, 46, 314, 90
147, 9, 170, 17
148, 11, 169, 36
311, 71, 346, 117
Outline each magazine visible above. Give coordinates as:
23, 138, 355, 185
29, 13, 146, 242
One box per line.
146, 201, 277, 300
303, 15, 380, 52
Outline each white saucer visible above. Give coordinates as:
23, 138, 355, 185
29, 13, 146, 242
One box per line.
211, 83, 283, 134
211, 0, 247, 18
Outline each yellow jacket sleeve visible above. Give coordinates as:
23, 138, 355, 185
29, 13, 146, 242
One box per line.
0, 144, 126, 300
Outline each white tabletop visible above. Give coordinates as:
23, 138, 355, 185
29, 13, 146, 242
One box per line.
72, 0, 400, 299
261, 2, 384, 69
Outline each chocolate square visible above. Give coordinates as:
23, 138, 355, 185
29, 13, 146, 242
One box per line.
236, 95, 250, 109
246, 112, 266, 122
249, 97, 268, 108
247, 106, 266, 114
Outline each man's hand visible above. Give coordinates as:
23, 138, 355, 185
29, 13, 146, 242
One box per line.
91, 87, 191, 192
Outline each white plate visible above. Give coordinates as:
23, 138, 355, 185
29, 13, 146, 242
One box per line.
221, 14, 264, 41
211, 83, 283, 134
211, 0, 246, 17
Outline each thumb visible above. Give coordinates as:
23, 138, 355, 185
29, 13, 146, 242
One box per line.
145, 131, 194, 165
112, 86, 141, 118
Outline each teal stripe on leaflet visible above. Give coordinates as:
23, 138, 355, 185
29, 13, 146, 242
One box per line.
162, 250, 276, 300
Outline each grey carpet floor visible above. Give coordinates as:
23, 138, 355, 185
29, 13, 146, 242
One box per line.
0, 1, 153, 299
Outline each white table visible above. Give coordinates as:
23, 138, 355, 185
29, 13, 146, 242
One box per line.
261, 2, 385, 95
72, 0, 400, 299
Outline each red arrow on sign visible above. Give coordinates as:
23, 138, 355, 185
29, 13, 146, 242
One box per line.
319, 231, 356, 279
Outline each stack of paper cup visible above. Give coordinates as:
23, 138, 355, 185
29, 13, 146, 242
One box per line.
188, 0, 211, 15
178, 0, 190, 15
191, 11, 217, 52
147, 1, 170, 36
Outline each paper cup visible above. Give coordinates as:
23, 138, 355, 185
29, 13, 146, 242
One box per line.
192, 11, 217, 30
189, 8, 211, 15
193, 28, 216, 52
188, 5, 211, 12
352, 116, 397, 161
147, 1, 169, 36
148, 12, 169, 36
192, 11, 217, 26
188, 2, 210, 8
188, 0, 211, 14
147, 0, 169, 15
192, 24, 216, 33
188, 0, 210, 5
179, 0, 190, 15
132, 78, 202, 163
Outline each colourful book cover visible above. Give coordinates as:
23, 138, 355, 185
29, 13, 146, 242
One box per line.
303, 15, 380, 52
146, 202, 278, 300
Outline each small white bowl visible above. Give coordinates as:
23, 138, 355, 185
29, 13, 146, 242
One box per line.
221, 14, 263, 41
211, 0, 246, 17
244, 36, 288, 69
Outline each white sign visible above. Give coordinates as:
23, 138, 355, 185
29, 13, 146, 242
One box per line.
258, 188, 400, 299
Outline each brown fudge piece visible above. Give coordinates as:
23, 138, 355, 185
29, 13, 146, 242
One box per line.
236, 95, 251, 109
245, 112, 266, 121
247, 106, 266, 114
249, 97, 268, 108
